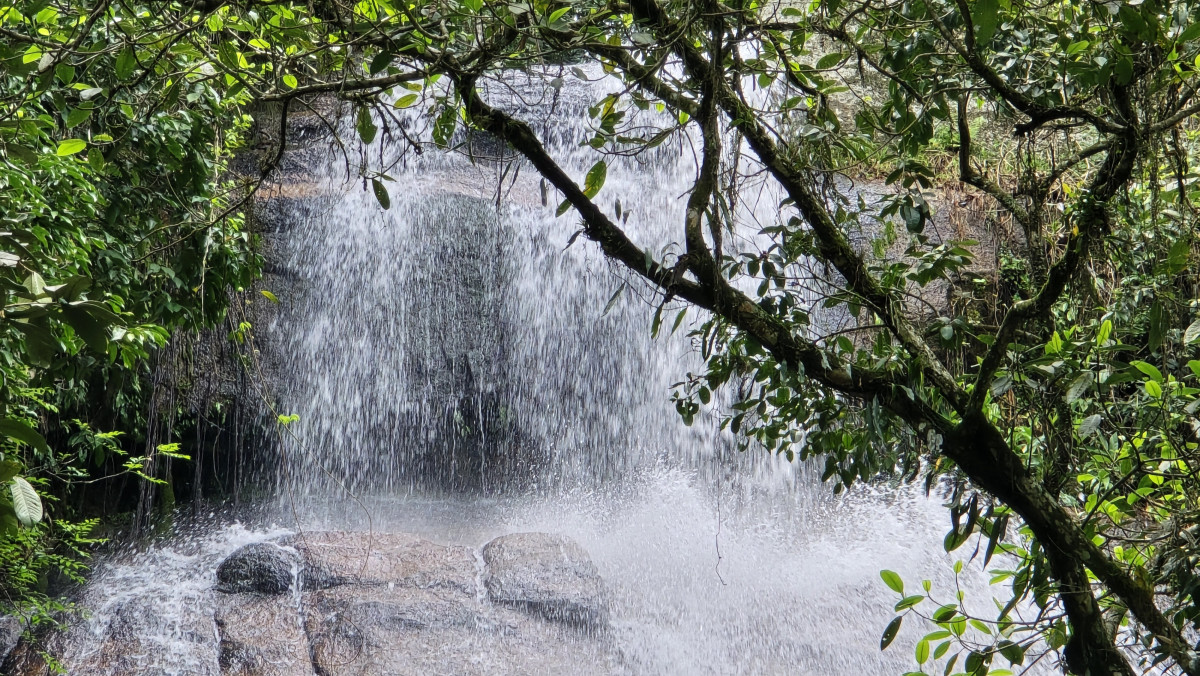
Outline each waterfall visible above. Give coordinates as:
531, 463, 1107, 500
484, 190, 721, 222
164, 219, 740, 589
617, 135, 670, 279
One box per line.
22, 66, 1053, 675
269, 69, 758, 498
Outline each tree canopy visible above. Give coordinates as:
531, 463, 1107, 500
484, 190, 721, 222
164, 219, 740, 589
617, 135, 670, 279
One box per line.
7, 0, 1200, 673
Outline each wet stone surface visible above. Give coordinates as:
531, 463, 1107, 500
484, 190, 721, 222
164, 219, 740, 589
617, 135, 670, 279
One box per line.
8, 530, 613, 676
216, 542, 300, 595
0, 616, 20, 669
483, 532, 610, 630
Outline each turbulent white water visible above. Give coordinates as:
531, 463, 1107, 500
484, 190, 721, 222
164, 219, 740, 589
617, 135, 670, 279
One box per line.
41, 66, 1056, 675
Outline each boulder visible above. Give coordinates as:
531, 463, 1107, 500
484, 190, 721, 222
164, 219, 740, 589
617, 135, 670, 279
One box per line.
216, 542, 299, 595
54, 598, 220, 675
8, 530, 615, 676
281, 531, 477, 594
1, 639, 50, 676
305, 583, 611, 675
215, 593, 312, 676
482, 532, 608, 630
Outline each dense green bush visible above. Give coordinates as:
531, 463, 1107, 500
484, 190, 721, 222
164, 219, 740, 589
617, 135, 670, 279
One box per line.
0, 1, 260, 617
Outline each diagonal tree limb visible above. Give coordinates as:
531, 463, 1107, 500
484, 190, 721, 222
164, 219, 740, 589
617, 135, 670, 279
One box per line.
590, 3, 1196, 671
626, 0, 968, 413
452, 73, 945, 430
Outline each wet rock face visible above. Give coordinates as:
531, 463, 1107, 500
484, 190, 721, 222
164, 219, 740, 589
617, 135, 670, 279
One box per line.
215, 594, 311, 676
263, 530, 610, 675
483, 532, 609, 630
0, 616, 20, 667
9, 530, 611, 676
280, 530, 478, 594
216, 542, 300, 595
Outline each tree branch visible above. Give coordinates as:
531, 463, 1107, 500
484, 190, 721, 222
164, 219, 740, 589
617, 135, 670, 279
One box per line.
452, 73, 944, 430
624, 0, 968, 413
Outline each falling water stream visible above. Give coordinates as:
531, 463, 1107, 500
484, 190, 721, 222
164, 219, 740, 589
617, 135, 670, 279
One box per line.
33, 67, 1055, 675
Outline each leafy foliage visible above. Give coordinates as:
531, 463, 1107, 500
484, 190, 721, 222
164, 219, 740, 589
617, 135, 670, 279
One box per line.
0, 0, 260, 617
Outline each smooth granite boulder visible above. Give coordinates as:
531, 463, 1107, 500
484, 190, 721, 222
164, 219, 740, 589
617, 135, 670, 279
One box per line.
482, 532, 609, 630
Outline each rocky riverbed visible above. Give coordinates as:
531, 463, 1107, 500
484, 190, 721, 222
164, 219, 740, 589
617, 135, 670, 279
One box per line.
2, 531, 612, 675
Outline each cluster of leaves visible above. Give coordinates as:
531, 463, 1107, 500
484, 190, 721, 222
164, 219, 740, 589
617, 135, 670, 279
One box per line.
0, 0, 261, 618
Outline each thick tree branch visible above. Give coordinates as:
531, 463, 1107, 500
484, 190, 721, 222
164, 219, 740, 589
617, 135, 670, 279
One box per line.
624, 0, 968, 413
452, 74, 946, 432
956, 96, 1034, 231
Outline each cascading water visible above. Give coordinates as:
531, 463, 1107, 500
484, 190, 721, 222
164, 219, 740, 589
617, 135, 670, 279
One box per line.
25, 67, 1055, 675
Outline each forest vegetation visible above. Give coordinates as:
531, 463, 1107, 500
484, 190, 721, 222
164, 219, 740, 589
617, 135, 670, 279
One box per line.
4, 0, 1200, 674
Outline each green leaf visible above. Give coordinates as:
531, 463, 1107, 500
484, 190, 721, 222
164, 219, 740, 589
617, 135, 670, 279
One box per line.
548, 6, 570, 24
10, 477, 42, 527
1066, 40, 1089, 55
0, 418, 47, 452
0, 461, 19, 484
66, 107, 92, 129
1045, 330, 1063, 355
1168, 239, 1190, 274
14, 323, 58, 366
602, 285, 624, 316
2, 143, 38, 164
932, 603, 958, 622
260, 290, 280, 303
671, 308, 687, 334
997, 640, 1025, 665
1189, 360, 1200, 378
1119, 5, 1147, 36
115, 46, 136, 80
88, 148, 106, 173
1145, 380, 1163, 398
356, 106, 378, 145
880, 616, 903, 650
62, 303, 110, 353
915, 639, 930, 664
0, 508, 16, 537
972, 0, 1000, 43
23, 271, 46, 298
1065, 372, 1091, 404
880, 569, 904, 593
369, 48, 393, 74
371, 178, 390, 210
393, 93, 419, 109
1114, 56, 1134, 85
282, 74, 298, 89
895, 594, 924, 611
56, 139, 87, 156
55, 63, 75, 85
583, 160, 607, 198
816, 52, 845, 70
1131, 361, 1164, 383
1179, 23, 1200, 43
